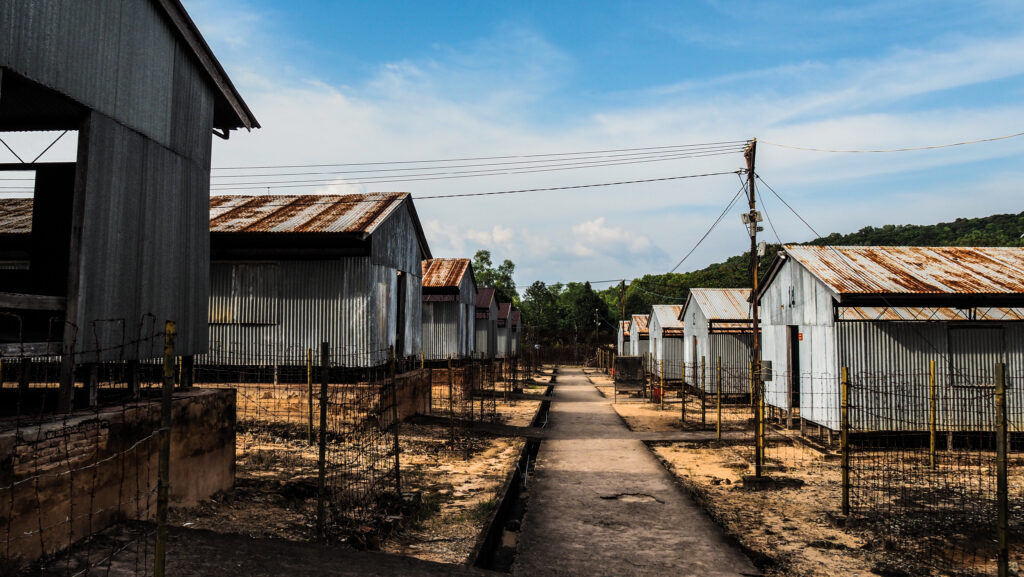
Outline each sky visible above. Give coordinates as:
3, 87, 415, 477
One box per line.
8, 1, 1022, 290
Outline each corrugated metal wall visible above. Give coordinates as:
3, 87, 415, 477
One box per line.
423, 301, 467, 360
496, 325, 509, 359
75, 111, 211, 361
204, 258, 421, 368
708, 333, 753, 394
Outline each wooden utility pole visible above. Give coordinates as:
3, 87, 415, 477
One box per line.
744, 139, 765, 478
619, 281, 626, 326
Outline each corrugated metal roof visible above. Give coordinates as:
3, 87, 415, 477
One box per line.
476, 287, 496, 309
838, 306, 1024, 322
620, 320, 631, 336
631, 314, 650, 336
209, 193, 408, 234
651, 305, 685, 328
786, 245, 1024, 295
0, 198, 33, 234
422, 258, 470, 288
498, 302, 512, 320
690, 288, 752, 320
511, 310, 521, 327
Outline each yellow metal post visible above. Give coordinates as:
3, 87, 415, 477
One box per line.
307, 348, 314, 445
659, 359, 665, 409
701, 356, 706, 427
996, 363, 1008, 577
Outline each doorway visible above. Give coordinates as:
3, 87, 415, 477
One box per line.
787, 326, 800, 408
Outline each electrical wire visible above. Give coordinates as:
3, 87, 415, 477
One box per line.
209, 143, 746, 179
666, 181, 747, 274
211, 140, 751, 170
209, 150, 743, 191
761, 130, 1024, 153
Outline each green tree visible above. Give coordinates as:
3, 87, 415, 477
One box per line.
472, 249, 519, 304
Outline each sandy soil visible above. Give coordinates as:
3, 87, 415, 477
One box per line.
595, 381, 755, 433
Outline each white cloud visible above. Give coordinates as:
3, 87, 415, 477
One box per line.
186, 2, 1024, 285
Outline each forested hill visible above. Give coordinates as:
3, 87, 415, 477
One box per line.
601, 211, 1024, 321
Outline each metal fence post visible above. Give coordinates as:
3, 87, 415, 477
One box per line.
447, 357, 455, 447
996, 362, 1008, 577
307, 348, 314, 445
154, 321, 175, 577
316, 342, 329, 541
717, 356, 722, 441
841, 366, 850, 517
681, 362, 687, 422
929, 359, 937, 470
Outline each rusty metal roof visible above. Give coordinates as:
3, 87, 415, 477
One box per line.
689, 288, 752, 320
0, 198, 33, 234
511, 310, 521, 327
785, 245, 1024, 295
498, 302, 512, 320
209, 193, 409, 234
422, 258, 471, 288
651, 305, 685, 330
476, 287, 496, 309
838, 306, 1024, 322
620, 320, 631, 336
631, 314, 650, 336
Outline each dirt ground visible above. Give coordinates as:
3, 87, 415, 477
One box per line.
595, 382, 755, 433
169, 393, 539, 566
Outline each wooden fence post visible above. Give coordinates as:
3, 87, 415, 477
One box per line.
307, 348, 314, 445
316, 342, 329, 541
996, 362, 1008, 577
701, 356, 706, 427
717, 356, 722, 441
154, 321, 175, 577
929, 359, 937, 470
841, 366, 850, 517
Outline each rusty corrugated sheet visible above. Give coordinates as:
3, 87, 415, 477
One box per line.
690, 288, 751, 320
511, 310, 521, 327
498, 302, 511, 320
0, 198, 33, 234
838, 306, 1024, 322
620, 320, 631, 336
476, 287, 496, 309
631, 314, 650, 336
422, 258, 470, 288
209, 193, 407, 234
785, 245, 1024, 295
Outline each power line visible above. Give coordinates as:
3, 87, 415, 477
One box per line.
666, 181, 747, 274
209, 143, 746, 180
209, 150, 743, 191
761, 130, 1024, 153
413, 170, 743, 199
211, 140, 751, 170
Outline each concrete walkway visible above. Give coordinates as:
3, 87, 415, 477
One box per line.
513, 367, 760, 577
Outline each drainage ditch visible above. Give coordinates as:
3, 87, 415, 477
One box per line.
468, 384, 551, 572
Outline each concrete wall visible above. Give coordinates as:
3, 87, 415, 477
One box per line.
0, 389, 235, 563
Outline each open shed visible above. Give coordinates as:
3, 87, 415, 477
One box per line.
758, 245, 1024, 432
0, 0, 257, 399
496, 302, 512, 359
681, 288, 753, 396
421, 258, 477, 361
205, 193, 430, 368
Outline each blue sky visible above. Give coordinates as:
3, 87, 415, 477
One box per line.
175, 0, 1024, 288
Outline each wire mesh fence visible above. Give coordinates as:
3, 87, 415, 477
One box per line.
0, 321, 175, 577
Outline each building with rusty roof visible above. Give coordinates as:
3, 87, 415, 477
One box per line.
205, 193, 430, 368
649, 305, 685, 380
0, 0, 257, 376
758, 245, 1024, 432
617, 320, 631, 356
628, 314, 650, 357
474, 288, 498, 359
680, 288, 753, 396
421, 258, 476, 360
